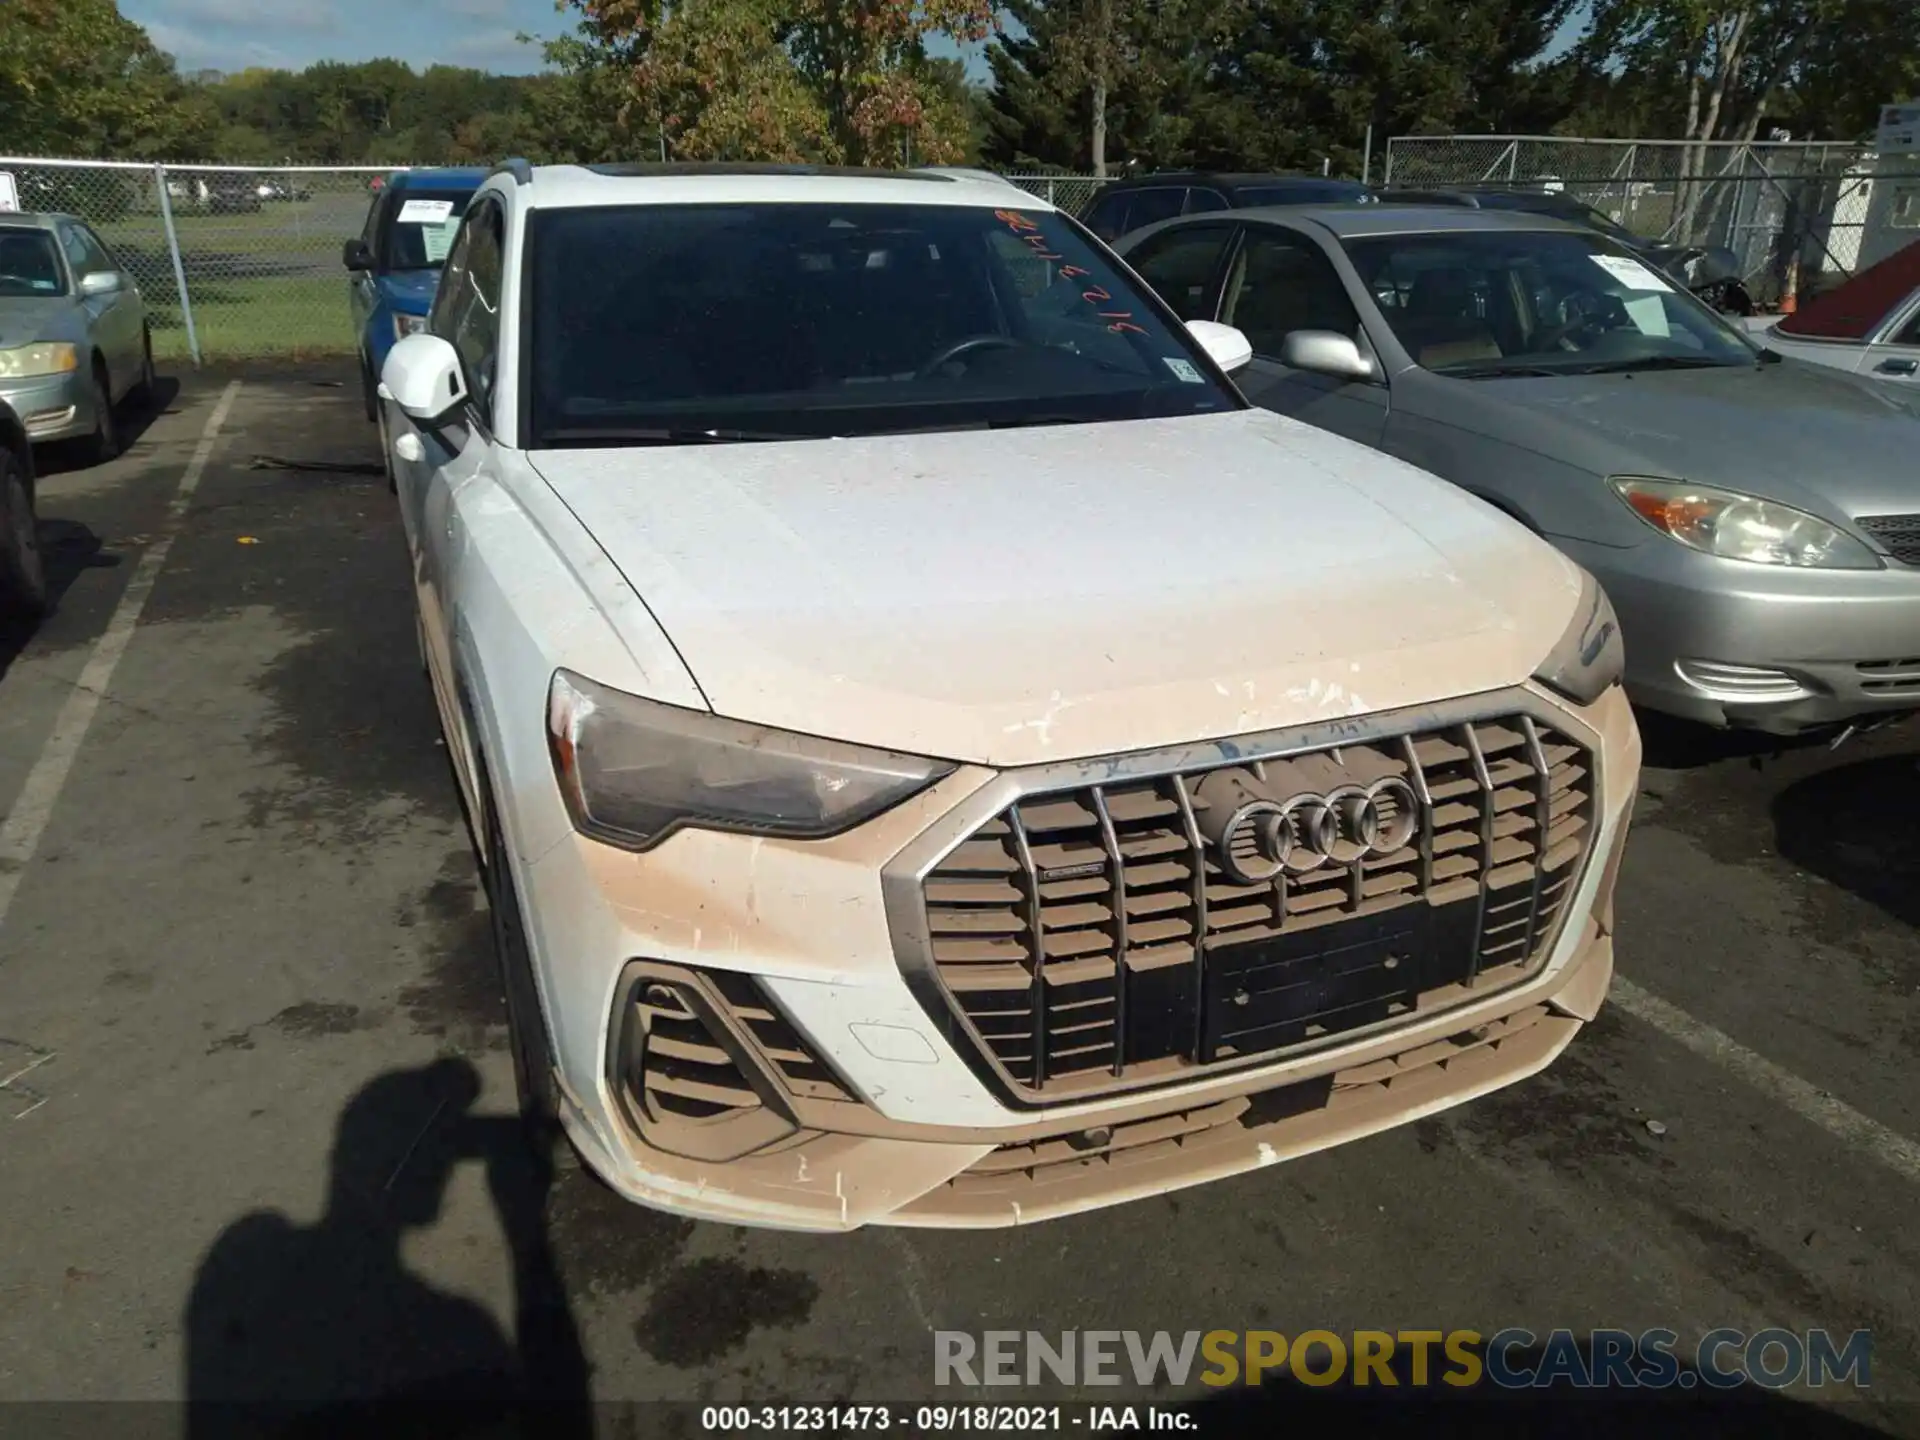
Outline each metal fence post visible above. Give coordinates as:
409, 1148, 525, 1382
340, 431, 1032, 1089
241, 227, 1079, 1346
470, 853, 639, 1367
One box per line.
154, 164, 202, 367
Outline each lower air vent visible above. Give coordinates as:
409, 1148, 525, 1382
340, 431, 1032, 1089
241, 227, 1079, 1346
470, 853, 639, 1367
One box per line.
615, 965, 818, 1162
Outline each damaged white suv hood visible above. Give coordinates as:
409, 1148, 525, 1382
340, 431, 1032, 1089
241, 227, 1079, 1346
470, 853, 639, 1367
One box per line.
530, 408, 1580, 767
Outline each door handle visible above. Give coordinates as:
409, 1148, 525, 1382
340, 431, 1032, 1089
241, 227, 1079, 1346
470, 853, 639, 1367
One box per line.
1874, 357, 1918, 375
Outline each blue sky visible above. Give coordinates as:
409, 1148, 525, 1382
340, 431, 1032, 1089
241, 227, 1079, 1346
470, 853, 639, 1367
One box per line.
120, 0, 987, 78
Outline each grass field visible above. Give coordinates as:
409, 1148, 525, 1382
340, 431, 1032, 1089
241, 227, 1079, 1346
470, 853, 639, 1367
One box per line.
88, 192, 372, 360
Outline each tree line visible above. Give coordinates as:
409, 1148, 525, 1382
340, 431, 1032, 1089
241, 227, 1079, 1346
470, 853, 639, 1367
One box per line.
1, 0, 1914, 177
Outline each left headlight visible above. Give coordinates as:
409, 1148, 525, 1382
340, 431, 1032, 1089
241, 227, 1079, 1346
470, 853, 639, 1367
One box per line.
1610, 476, 1880, 569
0, 343, 79, 379
1534, 568, 1625, 707
547, 669, 956, 852
393, 313, 429, 342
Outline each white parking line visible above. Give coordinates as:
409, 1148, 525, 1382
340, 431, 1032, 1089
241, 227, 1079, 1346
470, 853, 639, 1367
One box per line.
1611, 976, 1920, 1187
0, 381, 241, 933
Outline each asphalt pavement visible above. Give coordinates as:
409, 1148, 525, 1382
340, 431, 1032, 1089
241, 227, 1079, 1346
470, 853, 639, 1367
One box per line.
0, 362, 1917, 1436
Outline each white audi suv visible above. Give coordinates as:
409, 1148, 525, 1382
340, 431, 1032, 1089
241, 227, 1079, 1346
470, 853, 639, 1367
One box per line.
378, 161, 1640, 1230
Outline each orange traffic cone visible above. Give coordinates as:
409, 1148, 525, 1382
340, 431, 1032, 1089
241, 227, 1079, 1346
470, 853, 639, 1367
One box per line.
1779, 255, 1800, 315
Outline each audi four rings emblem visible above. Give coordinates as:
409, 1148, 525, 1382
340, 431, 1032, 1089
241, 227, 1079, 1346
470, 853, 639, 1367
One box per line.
1216, 778, 1421, 884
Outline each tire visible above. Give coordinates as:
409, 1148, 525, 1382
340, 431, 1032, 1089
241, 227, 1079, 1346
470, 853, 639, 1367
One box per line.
130, 325, 155, 405
378, 398, 396, 496
78, 360, 118, 467
361, 353, 378, 423
481, 766, 580, 1173
0, 450, 47, 619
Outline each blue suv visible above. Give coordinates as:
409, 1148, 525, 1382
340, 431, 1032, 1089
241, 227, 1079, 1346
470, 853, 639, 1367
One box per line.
343, 168, 487, 422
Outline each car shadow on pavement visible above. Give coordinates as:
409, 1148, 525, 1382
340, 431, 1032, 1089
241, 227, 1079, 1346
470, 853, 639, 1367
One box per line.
1179, 1354, 1897, 1437
0, 519, 119, 680
33, 377, 182, 478
183, 1058, 591, 1440
1633, 709, 1827, 772
1772, 751, 1920, 930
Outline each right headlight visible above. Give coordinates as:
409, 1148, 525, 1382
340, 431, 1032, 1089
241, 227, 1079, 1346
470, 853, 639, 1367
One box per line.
1534, 568, 1625, 707
0, 343, 78, 379
547, 669, 955, 852
1610, 476, 1880, 569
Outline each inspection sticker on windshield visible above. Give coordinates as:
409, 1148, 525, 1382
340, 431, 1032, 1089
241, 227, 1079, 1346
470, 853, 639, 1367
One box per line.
397, 199, 455, 225
1164, 357, 1205, 383
1589, 254, 1672, 292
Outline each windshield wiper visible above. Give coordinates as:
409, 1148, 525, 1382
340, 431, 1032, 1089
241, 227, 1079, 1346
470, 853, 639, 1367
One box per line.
542, 426, 821, 445
1435, 364, 1568, 379
1566, 356, 1737, 375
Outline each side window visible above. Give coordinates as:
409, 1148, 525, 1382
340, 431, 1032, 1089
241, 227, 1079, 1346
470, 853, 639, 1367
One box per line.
1082, 191, 1130, 242
1221, 230, 1363, 358
73, 225, 117, 276
1893, 301, 1920, 347
1125, 224, 1234, 321
58, 225, 98, 279
428, 214, 477, 341
1121, 187, 1186, 233
450, 202, 504, 422
1185, 188, 1231, 215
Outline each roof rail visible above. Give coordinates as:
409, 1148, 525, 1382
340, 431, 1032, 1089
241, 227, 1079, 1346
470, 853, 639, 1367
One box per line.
491, 158, 534, 186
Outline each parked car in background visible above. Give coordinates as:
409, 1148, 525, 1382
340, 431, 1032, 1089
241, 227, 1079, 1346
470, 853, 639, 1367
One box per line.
1380, 185, 1755, 315
0, 398, 44, 617
1080, 171, 1375, 242
255, 175, 314, 204
342, 168, 486, 431
1120, 205, 1920, 735
0, 212, 153, 464
199, 172, 264, 214
376, 161, 1636, 1230
1746, 237, 1920, 385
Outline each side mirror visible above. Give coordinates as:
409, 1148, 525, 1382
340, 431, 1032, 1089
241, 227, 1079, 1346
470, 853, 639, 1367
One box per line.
1185, 319, 1254, 374
381, 333, 466, 425
343, 238, 374, 271
1280, 329, 1377, 381
78, 270, 122, 297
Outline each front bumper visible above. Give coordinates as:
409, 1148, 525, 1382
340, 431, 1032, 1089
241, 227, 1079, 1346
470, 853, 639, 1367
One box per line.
1561, 534, 1920, 733
0, 372, 93, 443
520, 684, 1639, 1231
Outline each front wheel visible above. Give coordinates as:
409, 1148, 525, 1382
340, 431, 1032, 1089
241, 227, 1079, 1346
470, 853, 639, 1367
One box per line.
361, 354, 378, 423
77, 362, 118, 467
131, 324, 155, 405
0, 451, 47, 618
483, 774, 580, 1173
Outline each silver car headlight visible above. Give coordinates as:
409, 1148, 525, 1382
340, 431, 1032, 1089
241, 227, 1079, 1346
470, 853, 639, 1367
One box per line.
393, 313, 429, 341
1610, 476, 1880, 569
546, 669, 955, 851
0, 343, 79, 379
1534, 568, 1625, 707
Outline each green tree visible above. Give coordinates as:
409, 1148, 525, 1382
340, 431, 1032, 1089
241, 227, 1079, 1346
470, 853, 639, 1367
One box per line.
0, 0, 203, 157
556, 0, 994, 164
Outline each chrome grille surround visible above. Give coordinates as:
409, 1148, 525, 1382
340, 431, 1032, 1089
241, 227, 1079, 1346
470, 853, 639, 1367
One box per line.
880, 687, 1604, 1109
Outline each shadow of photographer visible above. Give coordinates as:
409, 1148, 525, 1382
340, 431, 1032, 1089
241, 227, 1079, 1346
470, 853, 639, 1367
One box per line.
184, 1057, 589, 1440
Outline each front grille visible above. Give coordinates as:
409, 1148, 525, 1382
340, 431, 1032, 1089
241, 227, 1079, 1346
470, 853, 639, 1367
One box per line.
1856, 657, 1920, 696
1857, 513, 1920, 566
918, 715, 1595, 1100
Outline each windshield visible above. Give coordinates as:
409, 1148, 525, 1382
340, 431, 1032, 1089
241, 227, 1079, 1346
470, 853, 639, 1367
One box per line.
381, 191, 473, 272
0, 229, 66, 298
1344, 229, 1757, 377
525, 201, 1240, 447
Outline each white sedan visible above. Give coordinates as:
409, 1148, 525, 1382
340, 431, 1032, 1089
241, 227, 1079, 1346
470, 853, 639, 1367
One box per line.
379, 162, 1639, 1231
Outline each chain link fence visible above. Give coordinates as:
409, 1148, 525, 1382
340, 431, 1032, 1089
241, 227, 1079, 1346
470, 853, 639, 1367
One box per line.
1381, 135, 1912, 304
1, 157, 404, 363
0, 157, 1109, 363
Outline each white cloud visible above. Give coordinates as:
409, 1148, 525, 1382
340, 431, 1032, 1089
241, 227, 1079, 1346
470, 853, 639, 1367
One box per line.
144, 16, 294, 70
442, 27, 545, 72
164, 0, 340, 31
